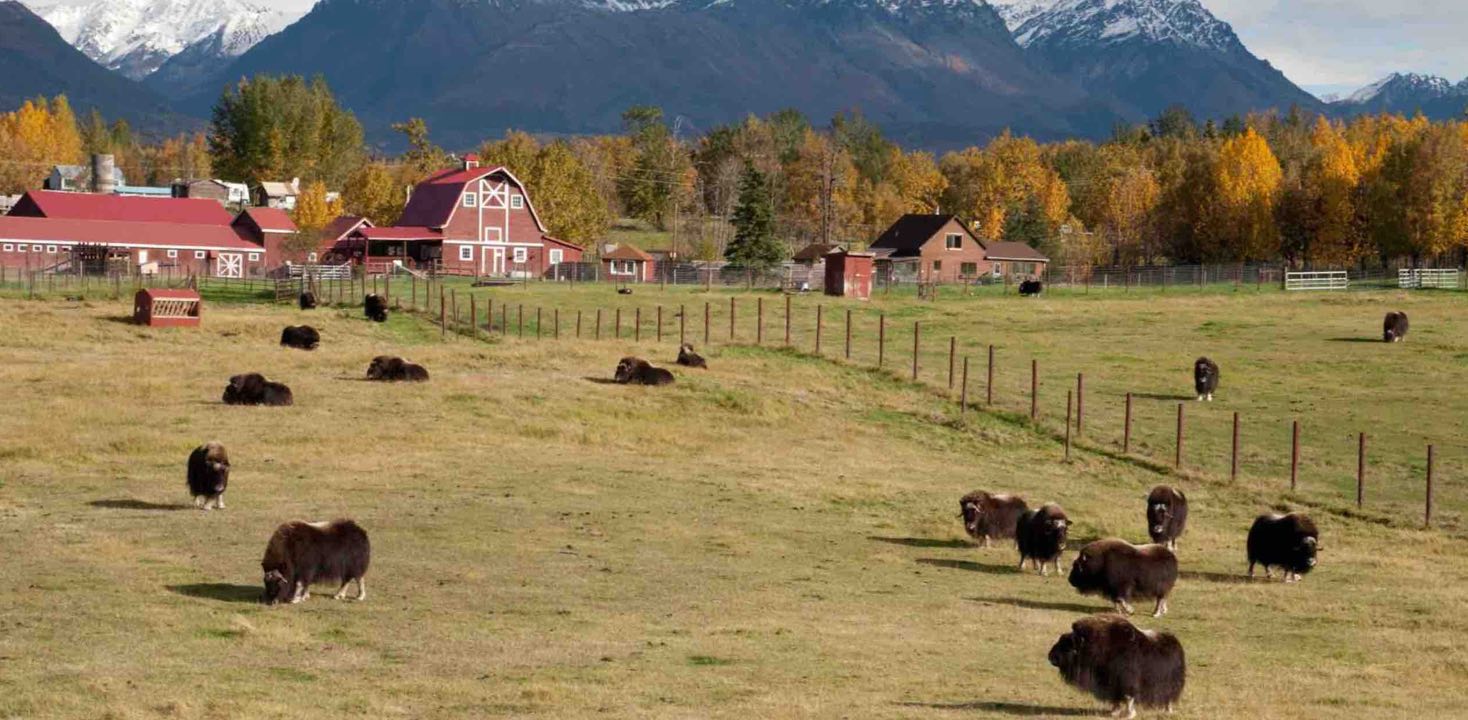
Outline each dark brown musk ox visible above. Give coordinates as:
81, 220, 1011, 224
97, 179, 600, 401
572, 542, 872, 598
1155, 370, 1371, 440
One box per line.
958, 491, 1028, 548
1069, 538, 1179, 617
222, 373, 294, 406
261, 519, 371, 605
298, 291, 317, 310
1193, 357, 1219, 402
1145, 485, 1188, 550
1384, 311, 1409, 343
1016, 503, 1070, 575
614, 357, 675, 386
279, 325, 320, 351
1247, 512, 1319, 583
364, 293, 388, 323
1049, 614, 1186, 720
365, 356, 429, 382
1019, 279, 1044, 297
676, 343, 708, 369
186, 442, 230, 510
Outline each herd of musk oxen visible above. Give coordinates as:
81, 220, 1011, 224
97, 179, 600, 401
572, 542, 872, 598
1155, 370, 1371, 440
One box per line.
178, 294, 1407, 715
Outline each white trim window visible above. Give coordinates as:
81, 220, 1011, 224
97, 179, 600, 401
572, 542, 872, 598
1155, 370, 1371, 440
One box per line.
2, 244, 12, 252
945, 233, 962, 250
463, 192, 477, 208
549, 249, 563, 265
46, 245, 57, 254
194, 251, 207, 259
308, 252, 318, 262
32, 245, 43, 252
249, 253, 260, 261
513, 247, 528, 263
459, 245, 474, 261
167, 249, 178, 258
611, 260, 637, 275
510, 194, 524, 209
484, 227, 502, 243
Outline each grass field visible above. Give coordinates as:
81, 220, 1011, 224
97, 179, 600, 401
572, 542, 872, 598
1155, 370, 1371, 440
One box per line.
1, 292, 1466, 719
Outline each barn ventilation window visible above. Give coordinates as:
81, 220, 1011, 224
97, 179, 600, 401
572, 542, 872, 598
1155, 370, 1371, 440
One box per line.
167, 249, 178, 258
945, 233, 962, 250
249, 253, 260, 261
2, 244, 11, 252
549, 249, 563, 265
510, 195, 524, 209
195, 251, 206, 259
513, 247, 528, 263
47, 245, 57, 254
459, 245, 474, 261
463, 192, 477, 208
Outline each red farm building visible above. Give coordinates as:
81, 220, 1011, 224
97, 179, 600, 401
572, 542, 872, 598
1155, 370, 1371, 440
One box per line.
327, 156, 583, 277
601, 244, 655, 283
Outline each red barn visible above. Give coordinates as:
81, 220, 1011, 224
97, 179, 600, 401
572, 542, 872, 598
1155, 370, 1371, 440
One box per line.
232, 207, 302, 268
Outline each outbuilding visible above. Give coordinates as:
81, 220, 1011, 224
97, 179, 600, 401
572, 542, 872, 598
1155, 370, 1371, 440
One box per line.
602, 244, 655, 283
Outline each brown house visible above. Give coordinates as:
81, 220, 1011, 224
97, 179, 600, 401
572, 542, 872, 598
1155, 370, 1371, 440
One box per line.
870, 214, 991, 283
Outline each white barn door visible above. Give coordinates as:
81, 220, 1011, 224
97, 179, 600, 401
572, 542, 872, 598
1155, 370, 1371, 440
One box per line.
216, 252, 243, 278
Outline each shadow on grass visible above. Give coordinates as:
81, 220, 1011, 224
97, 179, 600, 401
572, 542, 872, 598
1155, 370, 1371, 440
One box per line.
916, 558, 1019, 575
168, 583, 260, 604
1327, 337, 1382, 344
968, 596, 1103, 614
1129, 392, 1196, 401
103, 315, 139, 325
897, 700, 1093, 716
583, 377, 621, 385
89, 499, 191, 511
869, 536, 972, 549
1181, 570, 1251, 585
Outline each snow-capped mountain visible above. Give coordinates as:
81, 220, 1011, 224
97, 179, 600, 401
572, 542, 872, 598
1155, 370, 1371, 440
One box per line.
1331, 72, 1468, 119
25, 0, 304, 80
990, 0, 1235, 51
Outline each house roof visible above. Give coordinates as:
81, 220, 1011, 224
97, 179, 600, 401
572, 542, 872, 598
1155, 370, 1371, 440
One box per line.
541, 234, 584, 252
793, 242, 843, 261
985, 242, 1049, 263
259, 181, 297, 198
602, 244, 652, 261
9, 190, 233, 226
870, 214, 978, 257
237, 207, 298, 234
0, 215, 263, 251
359, 226, 442, 241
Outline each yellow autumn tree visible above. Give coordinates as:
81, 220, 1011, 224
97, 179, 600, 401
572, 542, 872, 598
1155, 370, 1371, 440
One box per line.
1211, 127, 1283, 260
1305, 117, 1364, 266
1402, 122, 1468, 260
477, 130, 541, 180
292, 180, 339, 234
529, 140, 611, 246
343, 162, 404, 225
939, 132, 1069, 247
1100, 164, 1161, 266
784, 129, 860, 244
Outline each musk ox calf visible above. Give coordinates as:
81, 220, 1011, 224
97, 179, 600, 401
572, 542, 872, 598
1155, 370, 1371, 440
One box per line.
279, 325, 320, 351
614, 357, 675, 386
366, 355, 429, 382
1248, 512, 1319, 582
222, 373, 294, 406
364, 293, 388, 323
1384, 311, 1409, 343
1146, 485, 1188, 550
261, 519, 371, 605
676, 343, 708, 369
186, 442, 230, 510
1193, 357, 1219, 402
1017, 503, 1070, 575
1070, 539, 1179, 617
298, 291, 317, 310
1049, 615, 1186, 720
1019, 279, 1044, 297
959, 491, 1028, 547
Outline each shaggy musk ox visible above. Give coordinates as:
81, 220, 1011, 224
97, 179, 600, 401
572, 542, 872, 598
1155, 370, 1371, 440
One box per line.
1248, 512, 1319, 582
279, 325, 320, 351
298, 291, 317, 310
366, 356, 429, 382
958, 491, 1028, 547
222, 373, 294, 406
1019, 279, 1044, 297
364, 294, 388, 323
1146, 486, 1189, 550
1070, 539, 1179, 617
1049, 615, 1186, 720
676, 343, 708, 369
1384, 311, 1409, 343
1016, 503, 1070, 575
1193, 357, 1219, 402
614, 357, 675, 386
186, 442, 230, 510
261, 519, 371, 605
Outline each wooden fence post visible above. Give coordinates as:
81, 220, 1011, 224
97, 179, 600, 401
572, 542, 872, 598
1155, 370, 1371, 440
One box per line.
912, 321, 921, 381
878, 314, 886, 368
470, 295, 477, 336
703, 302, 710, 346
948, 337, 957, 390
439, 286, 446, 339
576, 310, 581, 339
518, 305, 524, 338
596, 309, 602, 340
615, 308, 621, 339
1123, 392, 1133, 454
487, 298, 494, 332
815, 305, 823, 354
1065, 391, 1073, 462
844, 309, 852, 360
730, 297, 736, 341
679, 304, 685, 345
1230, 412, 1240, 482
1357, 432, 1366, 509
635, 307, 642, 342
784, 294, 792, 346
986, 345, 995, 406
656, 305, 662, 343
500, 302, 507, 336
757, 298, 764, 344
1426, 444, 1435, 528
1290, 420, 1300, 491
1030, 360, 1038, 421
1175, 403, 1185, 468
960, 357, 970, 418
1076, 373, 1084, 435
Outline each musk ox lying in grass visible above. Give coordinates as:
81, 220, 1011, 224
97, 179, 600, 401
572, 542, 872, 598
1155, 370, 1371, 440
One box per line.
959, 491, 1028, 547
1384, 311, 1409, 343
366, 356, 429, 382
1019, 279, 1044, 297
1146, 485, 1188, 550
1193, 357, 1219, 402
1050, 615, 1185, 720
1017, 503, 1070, 575
676, 343, 708, 368
1070, 538, 1179, 617
1248, 512, 1319, 582
262, 519, 370, 605
186, 442, 229, 510
615, 357, 675, 386
298, 291, 317, 310
222, 373, 294, 406
280, 325, 320, 351
364, 293, 388, 323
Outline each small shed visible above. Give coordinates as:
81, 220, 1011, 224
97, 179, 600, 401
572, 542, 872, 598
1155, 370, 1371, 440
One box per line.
602, 244, 655, 283
824, 250, 874, 300
133, 288, 202, 327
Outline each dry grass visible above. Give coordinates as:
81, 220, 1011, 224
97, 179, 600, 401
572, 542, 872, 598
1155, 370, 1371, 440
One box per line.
0, 297, 1465, 719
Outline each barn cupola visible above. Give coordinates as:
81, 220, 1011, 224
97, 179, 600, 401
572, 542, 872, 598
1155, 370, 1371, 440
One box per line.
463, 153, 480, 171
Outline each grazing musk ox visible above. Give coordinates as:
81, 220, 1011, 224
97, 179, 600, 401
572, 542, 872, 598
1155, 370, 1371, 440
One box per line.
1247, 512, 1319, 583
364, 294, 388, 323
279, 325, 320, 351
261, 519, 371, 605
1193, 357, 1219, 402
1146, 486, 1189, 550
186, 442, 230, 510
222, 373, 294, 406
1384, 311, 1409, 343
1069, 538, 1179, 617
1019, 279, 1044, 297
614, 357, 675, 386
676, 343, 708, 369
1016, 503, 1070, 575
958, 491, 1028, 547
1049, 614, 1186, 720
366, 356, 429, 382
298, 291, 317, 310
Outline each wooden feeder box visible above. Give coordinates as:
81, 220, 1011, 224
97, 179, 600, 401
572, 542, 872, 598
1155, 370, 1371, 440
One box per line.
133, 288, 202, 328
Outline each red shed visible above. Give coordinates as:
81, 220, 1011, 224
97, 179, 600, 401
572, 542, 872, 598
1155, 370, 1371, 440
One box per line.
602, 244, 655, 283
825, 250, 874, 300
133, 288, 202, 327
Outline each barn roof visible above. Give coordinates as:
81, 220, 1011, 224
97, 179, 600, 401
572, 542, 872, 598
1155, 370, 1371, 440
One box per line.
396, 166, 505, 227
0, 215, 262, 251
541, 234, 584, 252
870, 214, 979, 257
236, 207, 298, 234
985, 242, 1049, 262
602, 244, 652, 261
9, 190, 234, 226
322, 215, 371, 243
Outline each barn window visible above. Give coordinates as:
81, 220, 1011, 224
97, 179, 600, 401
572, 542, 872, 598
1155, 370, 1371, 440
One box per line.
510, 194, 524, 209
31, 245, 41, 252
945, 233, 962, 250
308, 252, 318, 262
1, 244, 11, 252
459, 245, 474, 261
961, 262, 978, 276
462, 192, 477, 208
249, 253, 260, 261
46, 245, 57, 254
549, 249, 564, 265
195, 251, 206, 259
932, 260, 942, 273
484, 227, 502, 243
513, 247, 528, 263
167, 249, 178, 258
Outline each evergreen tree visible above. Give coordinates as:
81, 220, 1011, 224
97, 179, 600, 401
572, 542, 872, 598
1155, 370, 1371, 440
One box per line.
726, 163, 783, 270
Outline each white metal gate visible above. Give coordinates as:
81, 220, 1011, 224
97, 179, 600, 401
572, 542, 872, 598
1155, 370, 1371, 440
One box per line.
1285, 271, 1347, 291
1398, 268, 1460, 289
